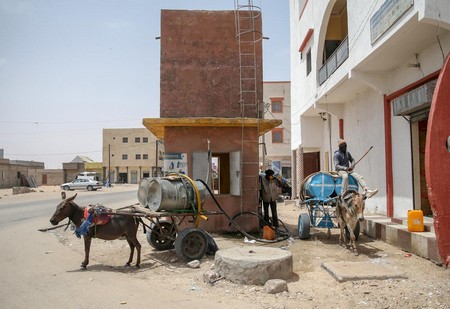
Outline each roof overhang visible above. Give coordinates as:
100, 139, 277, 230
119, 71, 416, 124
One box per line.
142, 117, 282, 139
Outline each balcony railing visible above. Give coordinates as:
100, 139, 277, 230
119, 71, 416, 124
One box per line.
318, 37, 349, 85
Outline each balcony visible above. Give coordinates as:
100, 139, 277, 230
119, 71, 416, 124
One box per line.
318, 37, 349, 85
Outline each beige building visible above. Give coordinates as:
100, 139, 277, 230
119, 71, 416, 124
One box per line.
102, 128, 162, 184
260, 81, 292, 179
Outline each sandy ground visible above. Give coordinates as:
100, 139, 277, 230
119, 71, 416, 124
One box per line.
2, 185, 450, 308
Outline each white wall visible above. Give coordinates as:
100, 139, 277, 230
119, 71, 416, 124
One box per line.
342, 88, 386, 214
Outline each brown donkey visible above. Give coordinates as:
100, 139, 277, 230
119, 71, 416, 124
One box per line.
50, 193, 141, 269
336, 190, 366, 255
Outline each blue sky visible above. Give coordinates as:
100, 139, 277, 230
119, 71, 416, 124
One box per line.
0, 0, 290, 169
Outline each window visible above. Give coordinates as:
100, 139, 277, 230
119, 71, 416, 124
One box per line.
143, 137, 148, 143
122, 154, 128, 160
143, 154, 148, 160
271, 98, 283, 113
306, 49, 312, 76
135, 137, 140, 143
123, 137, 128, 143
272, 129, 283, 143
136, 154, 141, 160
17, 172, 21, 179
192, 151, 241, 195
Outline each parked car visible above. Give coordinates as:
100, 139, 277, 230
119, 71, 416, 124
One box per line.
61, 179, 103, 191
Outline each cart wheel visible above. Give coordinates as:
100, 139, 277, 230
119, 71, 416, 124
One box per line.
345, 221, 361, 241
175, 227, 208, 261
147, 220, 176, 251
298, 213, 311, 240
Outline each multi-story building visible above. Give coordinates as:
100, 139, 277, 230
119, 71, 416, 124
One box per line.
261, 81, 292, 180
102, 128, 162, 184
289, 0, 450, 218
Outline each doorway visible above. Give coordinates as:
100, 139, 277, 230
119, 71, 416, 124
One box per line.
303, 151, 320, 178
418, 120, 432, 216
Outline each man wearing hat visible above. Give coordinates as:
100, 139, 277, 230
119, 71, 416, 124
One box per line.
260, 169, 282, 228
334, 139, 378, 198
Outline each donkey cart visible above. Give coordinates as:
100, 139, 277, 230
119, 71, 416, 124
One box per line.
110, 203, 220, 262
298, 172, 361, 240
48, 174, 222, 269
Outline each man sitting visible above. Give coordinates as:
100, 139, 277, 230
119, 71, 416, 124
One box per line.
333, 139, 378, 198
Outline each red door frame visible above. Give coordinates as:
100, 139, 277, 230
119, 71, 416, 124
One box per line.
383, 70, 441, 217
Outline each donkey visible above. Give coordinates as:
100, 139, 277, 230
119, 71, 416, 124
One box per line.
335, 190, 366, 255
49, 193, 141, 269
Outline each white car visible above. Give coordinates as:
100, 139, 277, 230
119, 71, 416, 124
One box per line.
61, 179, 103, 191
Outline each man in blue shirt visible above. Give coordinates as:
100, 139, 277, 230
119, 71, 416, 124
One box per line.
334, 139, 378, 198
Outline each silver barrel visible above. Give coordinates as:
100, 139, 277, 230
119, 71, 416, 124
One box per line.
138, 177, 206, 212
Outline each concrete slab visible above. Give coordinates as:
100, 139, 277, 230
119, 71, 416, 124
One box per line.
321, 261, 407, 283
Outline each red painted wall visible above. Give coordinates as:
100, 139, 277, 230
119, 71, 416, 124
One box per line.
160, 10, 263, 118
425, 55, 450, 266
164, 126, 260, 232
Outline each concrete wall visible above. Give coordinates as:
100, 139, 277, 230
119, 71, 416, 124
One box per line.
35, 169, 64, 186
160, 10, 263, 118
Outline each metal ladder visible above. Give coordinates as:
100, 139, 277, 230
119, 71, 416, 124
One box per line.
234, 0, 262, 118
234, 0, 263, 215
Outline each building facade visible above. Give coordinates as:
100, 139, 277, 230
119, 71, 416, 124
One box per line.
261, 81, 292, 180
289, 0, 450, 217
102, 128, 162, 184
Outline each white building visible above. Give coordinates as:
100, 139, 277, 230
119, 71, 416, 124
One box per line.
289, 0, 450, 217
261, 81, 292, 179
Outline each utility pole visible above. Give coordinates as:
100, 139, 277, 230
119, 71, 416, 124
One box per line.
108, 144, 111, 182
155, 140, 159, 177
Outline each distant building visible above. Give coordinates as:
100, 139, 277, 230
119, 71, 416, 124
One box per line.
0, 157, 44, 189
62, 156, 101, 183
261, 81, 291, 179
102, 128, 162, 184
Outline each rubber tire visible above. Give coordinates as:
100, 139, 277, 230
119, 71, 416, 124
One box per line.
345, 221, 361, 241
147, 221, 176, 251
175, 227, 208, 261
87, 185, 93, 191
298, 213, 311, 240
63, 185, 70, 191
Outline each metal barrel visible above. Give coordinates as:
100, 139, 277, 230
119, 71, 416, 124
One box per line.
334, 174, 359, 195
138, 177, 206, 212
302, 172, 335, 199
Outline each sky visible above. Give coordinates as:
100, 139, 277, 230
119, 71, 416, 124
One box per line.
0, 0, 290, 169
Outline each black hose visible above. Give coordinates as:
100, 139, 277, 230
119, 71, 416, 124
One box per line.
196, 179, 290, 243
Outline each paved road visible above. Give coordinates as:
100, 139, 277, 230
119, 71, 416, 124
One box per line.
0, 190, 139, 227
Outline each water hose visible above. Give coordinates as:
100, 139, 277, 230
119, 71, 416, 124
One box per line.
196, 179, 290, 243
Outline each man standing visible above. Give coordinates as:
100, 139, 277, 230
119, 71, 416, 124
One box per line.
260, 169, 282, 228
333, 139, 378, 198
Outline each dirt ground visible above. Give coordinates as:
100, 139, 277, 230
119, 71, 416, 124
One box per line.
3, 186, 450, 308
47, 196, 450, 307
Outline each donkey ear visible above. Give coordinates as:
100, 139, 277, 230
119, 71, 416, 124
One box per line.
67, 193, 77, 202
61, 192, 66, 200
